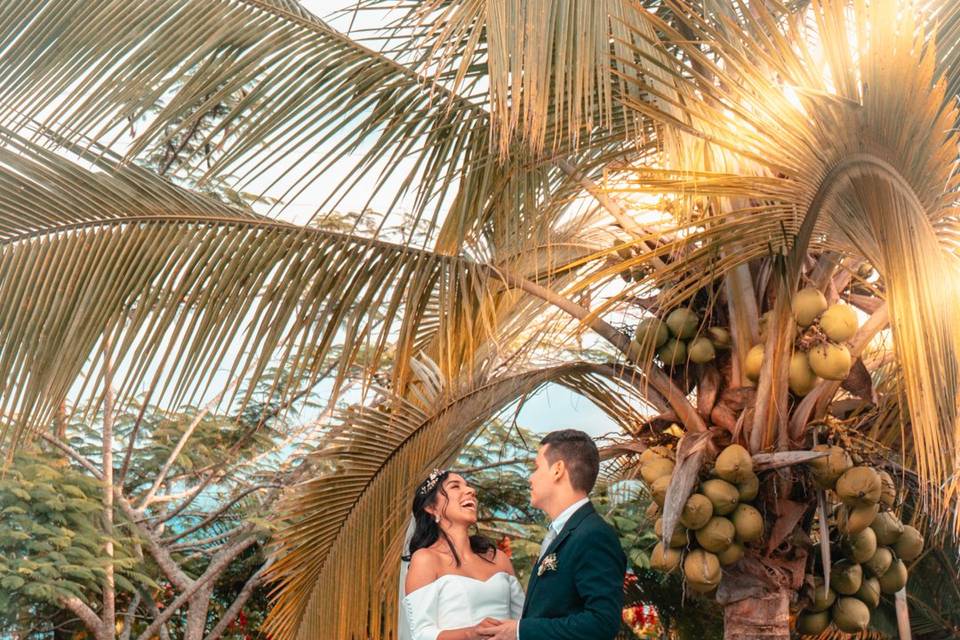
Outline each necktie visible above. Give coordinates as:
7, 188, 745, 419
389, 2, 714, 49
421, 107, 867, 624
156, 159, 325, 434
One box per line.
538, 526, 557, 560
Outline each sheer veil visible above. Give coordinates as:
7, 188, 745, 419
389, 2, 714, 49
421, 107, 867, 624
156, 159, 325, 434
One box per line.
397, 515, 416, 640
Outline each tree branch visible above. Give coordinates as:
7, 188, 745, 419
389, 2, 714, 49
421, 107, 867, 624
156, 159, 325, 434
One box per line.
115, 491, 196, 591
163, 483, 282, 544
135, 533, 259, 640
139, 378, 241, 510
61, 596, 103, 636
455, 457, 532, 474
119, 590, 142, 640
38, 431, 103, 479
101, 334, 116, 634
203, 558, 273, 640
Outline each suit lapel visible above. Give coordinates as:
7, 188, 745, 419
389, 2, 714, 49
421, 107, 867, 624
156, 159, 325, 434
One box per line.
522, 502, 595, 616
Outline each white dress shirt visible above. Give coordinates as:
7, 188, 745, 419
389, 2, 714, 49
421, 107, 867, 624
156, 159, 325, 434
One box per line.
519, 497, 591, 639
538, 497, 591, 559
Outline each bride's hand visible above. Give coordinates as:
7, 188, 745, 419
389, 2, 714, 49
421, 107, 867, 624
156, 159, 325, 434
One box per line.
464, 619, 501, 639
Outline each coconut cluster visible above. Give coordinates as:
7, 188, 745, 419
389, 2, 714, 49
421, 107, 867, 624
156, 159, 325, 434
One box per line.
643, 444, 764, 597
745, 288, 859, 395
633, 309, 731, 368
796, 447, 924, 636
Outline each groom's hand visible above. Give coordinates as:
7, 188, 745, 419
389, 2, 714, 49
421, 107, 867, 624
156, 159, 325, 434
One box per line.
477, 618, 501, 628
478, 619, 517, 639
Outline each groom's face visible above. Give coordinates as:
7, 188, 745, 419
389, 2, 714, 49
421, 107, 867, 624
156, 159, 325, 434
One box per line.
528, 446, 558, 509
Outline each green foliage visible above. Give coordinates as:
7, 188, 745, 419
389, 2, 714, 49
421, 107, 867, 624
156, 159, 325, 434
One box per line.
0, 449, 154, 631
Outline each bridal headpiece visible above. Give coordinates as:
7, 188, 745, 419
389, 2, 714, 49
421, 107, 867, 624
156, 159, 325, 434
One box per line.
418, 468, 447, 495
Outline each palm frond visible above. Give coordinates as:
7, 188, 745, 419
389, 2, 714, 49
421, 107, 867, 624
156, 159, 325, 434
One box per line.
0, 0, 495, 231
263, 359, 653, 640
0, 0, 658, 262
0, 125, 506, 450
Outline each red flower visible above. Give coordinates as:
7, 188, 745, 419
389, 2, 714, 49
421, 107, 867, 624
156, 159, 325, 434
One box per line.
497, 536, 512, 558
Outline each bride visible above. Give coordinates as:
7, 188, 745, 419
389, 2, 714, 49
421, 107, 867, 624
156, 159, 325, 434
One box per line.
400, 469, 525, 640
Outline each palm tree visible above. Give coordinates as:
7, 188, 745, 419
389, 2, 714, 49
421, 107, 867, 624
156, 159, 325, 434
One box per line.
0, 1, 958, 639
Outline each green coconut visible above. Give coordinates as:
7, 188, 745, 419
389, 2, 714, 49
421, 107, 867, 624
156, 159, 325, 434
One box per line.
745, 345, 765, 382
832, 597, 870, 633
820, 303, 859, 342
837, 503, 879, 535
641, 457, 675, 486
657, 339, 688, 367
843, 527, 878, 564
695, 516, 736, 553
679, 493, 714, 530
871, 511, 904, 546
665, 308, 700, 339
836, 466, 882, 508
636, 317, 670, 350
809, 444, 853, 489
864, 547, 893, 578
804, 611, 837, 635
715, 444, 754, 483
683, 549, 722, 593
716, 542, 744, 567
707, 327, 732, 349
731, 503, 764, 543
651, 475, 671, 507
650, 542, 682, 573
855, 576, 881, 608
810, 577, 837, 612
878, 558, 908, 593
701, 478, 740, 515
688, 336, 717, 364
655, 518, 689, 548
788, 351, 818, 396
796, 611, 831, 635
830, 560, 863, 595
793, 287, 829, 327
878, 470, 897, 509
737, 472, 760, 501
808, 342, 852, 381
894, 525, 924, 561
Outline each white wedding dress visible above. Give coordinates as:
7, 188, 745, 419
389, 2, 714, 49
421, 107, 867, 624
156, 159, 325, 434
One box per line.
401, 571, 525, 640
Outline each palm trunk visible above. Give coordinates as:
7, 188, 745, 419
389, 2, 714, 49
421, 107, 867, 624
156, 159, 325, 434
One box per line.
722, 590, 791, 640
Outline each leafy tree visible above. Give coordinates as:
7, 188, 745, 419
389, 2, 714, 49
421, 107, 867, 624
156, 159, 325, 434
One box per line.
0, 348, 355, 639
0, 449, 150, 635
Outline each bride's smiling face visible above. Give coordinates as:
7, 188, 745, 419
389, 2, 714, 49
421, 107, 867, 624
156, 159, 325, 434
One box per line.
429, 473, 478, 526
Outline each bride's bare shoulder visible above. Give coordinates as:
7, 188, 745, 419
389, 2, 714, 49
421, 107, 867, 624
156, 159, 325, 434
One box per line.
405, 548, 441, 595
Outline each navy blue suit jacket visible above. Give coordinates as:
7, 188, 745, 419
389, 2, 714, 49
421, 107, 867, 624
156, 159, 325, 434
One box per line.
519, 502, 626, 640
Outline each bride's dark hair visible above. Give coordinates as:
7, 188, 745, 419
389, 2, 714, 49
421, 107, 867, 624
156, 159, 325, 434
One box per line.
403, 469, 496, 566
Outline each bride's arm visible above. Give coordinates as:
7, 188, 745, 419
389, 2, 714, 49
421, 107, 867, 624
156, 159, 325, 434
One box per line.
493, 549, 525, 619
404, 550, 496, 640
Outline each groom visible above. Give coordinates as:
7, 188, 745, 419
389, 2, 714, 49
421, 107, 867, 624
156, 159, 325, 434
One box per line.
481, 429, 626, 640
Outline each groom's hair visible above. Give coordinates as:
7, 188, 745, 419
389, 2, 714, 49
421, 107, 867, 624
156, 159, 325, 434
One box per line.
540, 429, 599, 494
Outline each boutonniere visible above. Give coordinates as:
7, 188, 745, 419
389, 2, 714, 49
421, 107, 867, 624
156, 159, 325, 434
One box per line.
538, 553, 558, 576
